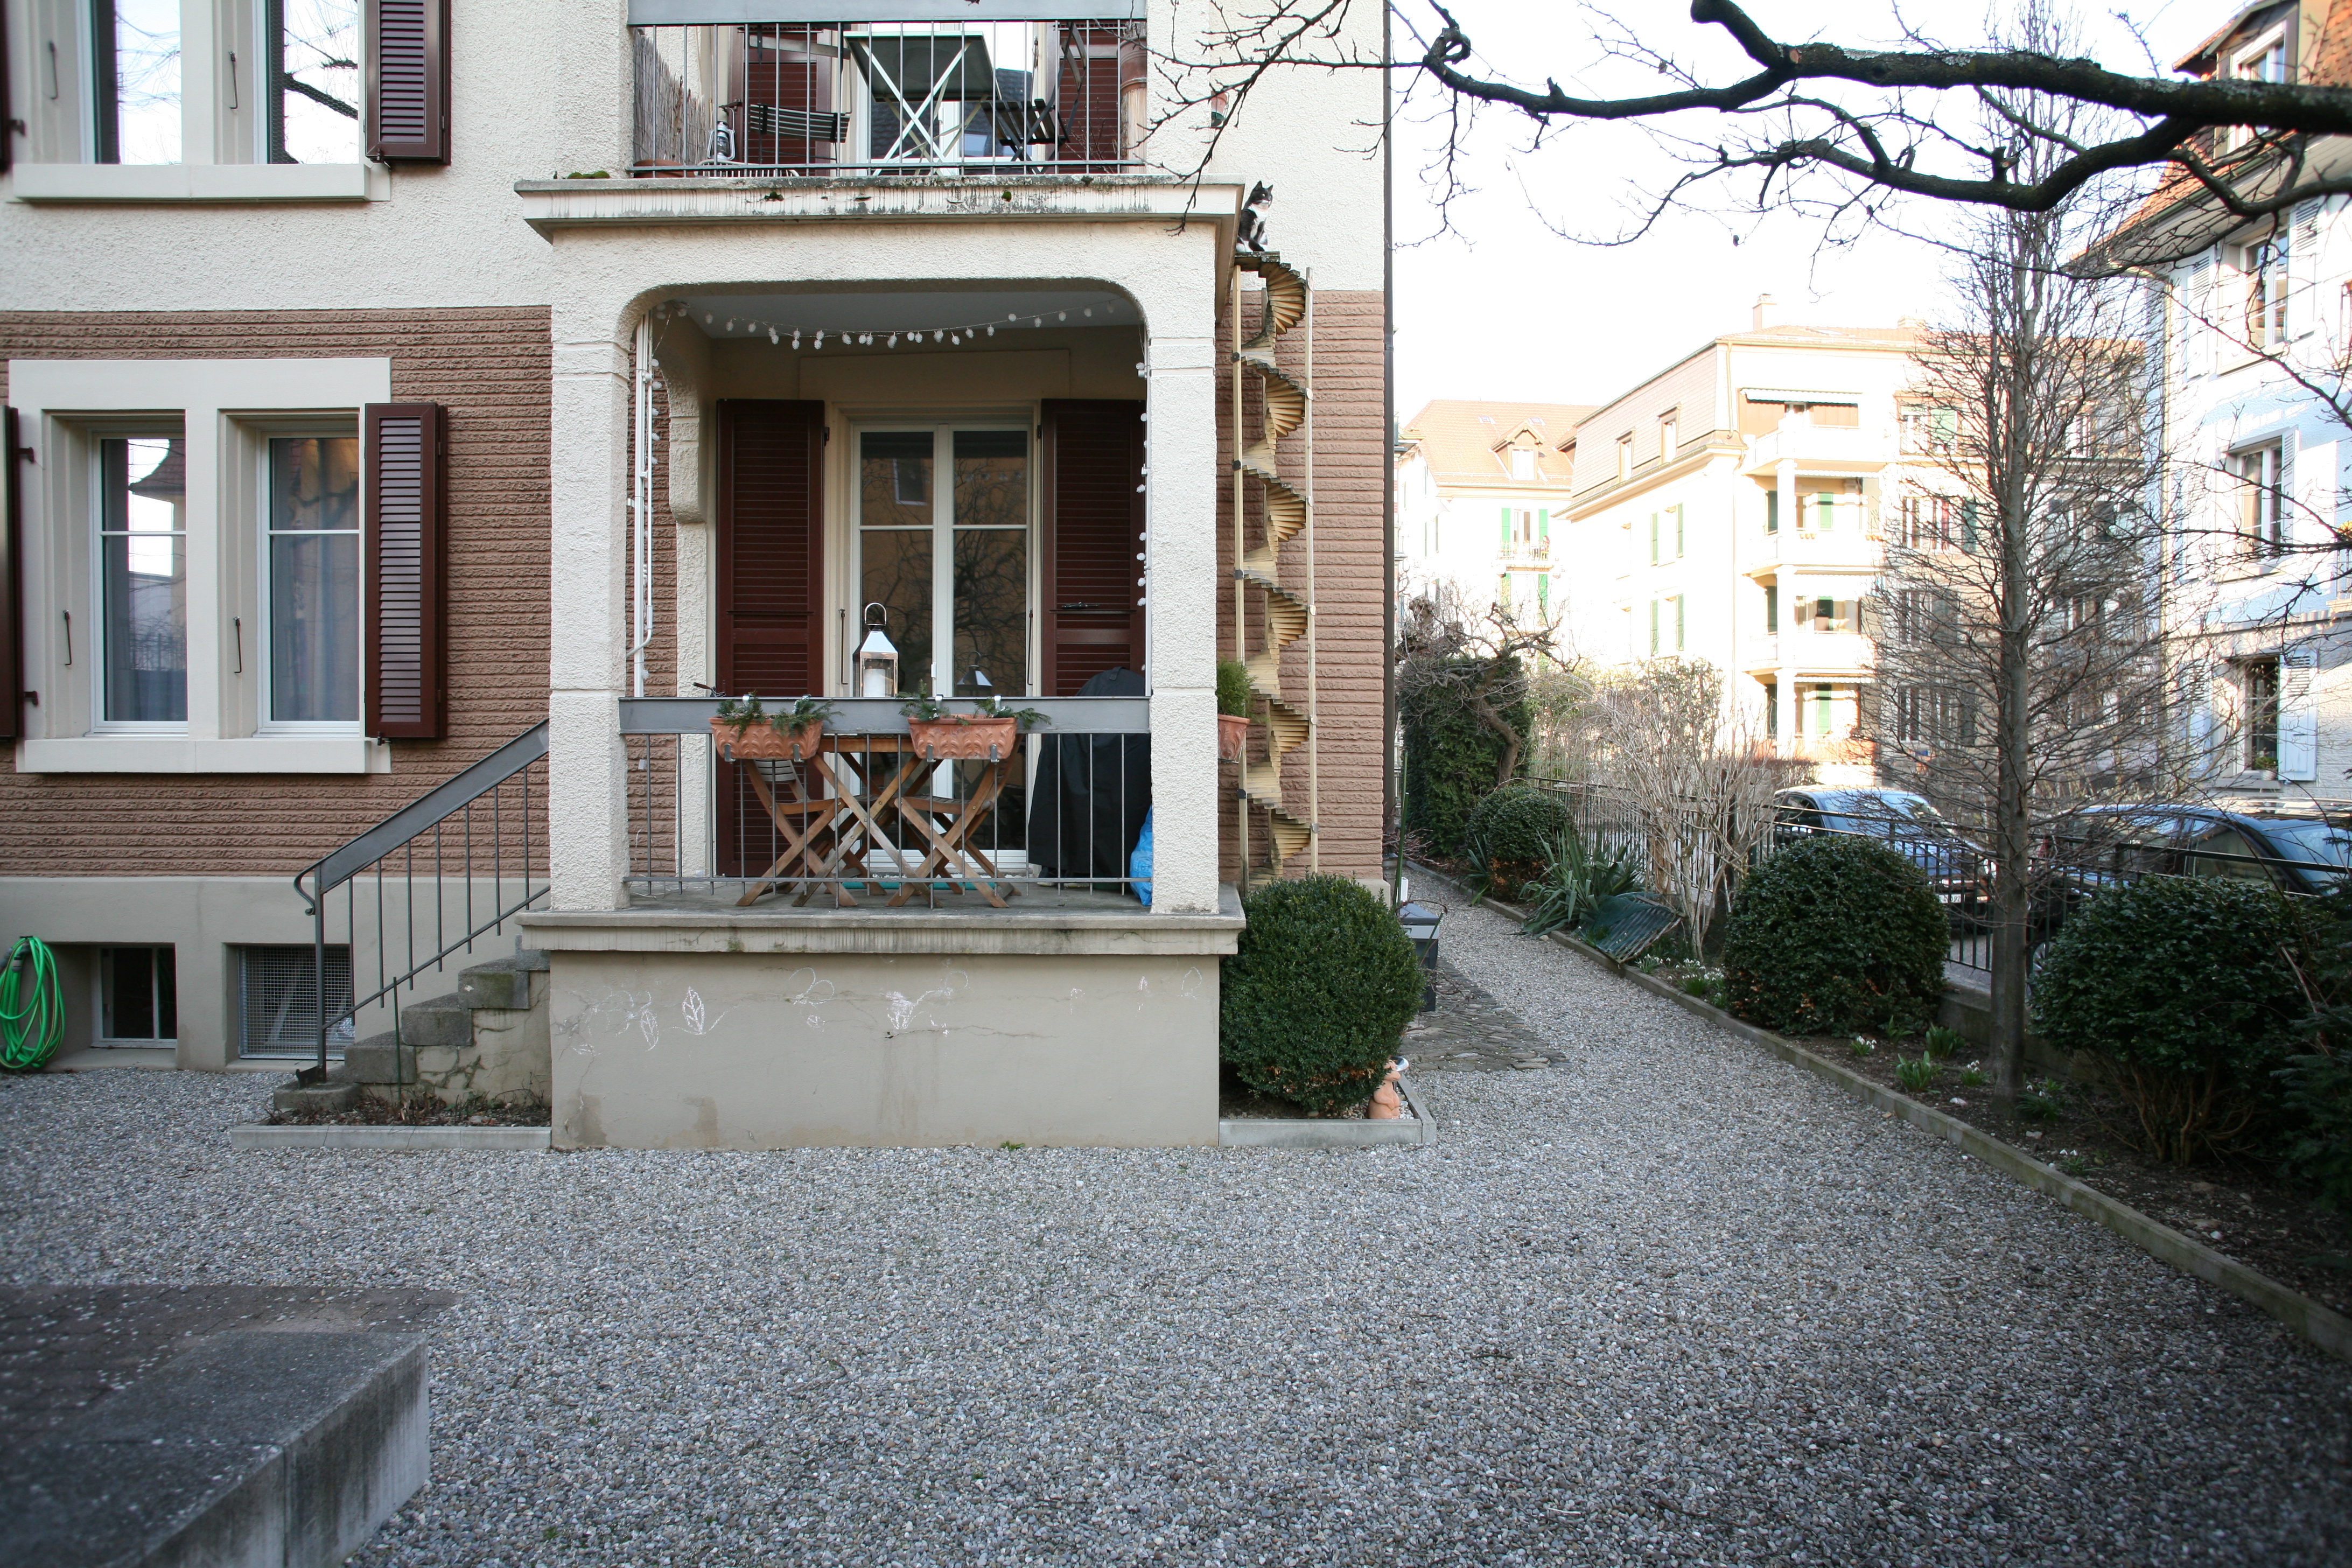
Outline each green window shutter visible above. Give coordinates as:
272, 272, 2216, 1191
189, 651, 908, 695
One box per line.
1816, 493, 1834, 531
1648, 513, 1660, 565
1765, 490, 1779, 534
1675, 504, 1685, 558
1675, 595, 1686, 650
1538, 508, 1550, 541
1499, 573, 1511, 607
1538, 573, 1549, 613
1765, 584, 1779, 633
1960, 499, 1980, 552
1500, 506, 1512, 550
1649, 599, 1659, 655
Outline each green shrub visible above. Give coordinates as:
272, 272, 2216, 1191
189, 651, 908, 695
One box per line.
1221, 877, 1425, 1115
1519, 827, 1640, 936
1923, 1025, 1966, 1060
1462, 787, 1573, 900
1895, 1054, 1937, 1091
1401, 658, 1531, 856
2033, 876, 2303, 1165
1216, 658, 1254, 719
1719, 835, 1950, 1037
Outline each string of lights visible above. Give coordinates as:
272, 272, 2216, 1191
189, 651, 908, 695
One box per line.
661, 296, 1124, 349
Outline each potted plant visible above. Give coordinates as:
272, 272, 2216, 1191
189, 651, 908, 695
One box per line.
900, 694, 1051, 761
1216, 657, 1253, 762
711, 694, 837, 762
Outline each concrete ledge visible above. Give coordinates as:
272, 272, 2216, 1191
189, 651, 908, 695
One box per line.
0, 1330, 427, 1567
1219, 1081, 1437, 1148
1433, 869, 2352, 1368
523, 886, 1245, 958
231, 1124, 552, 1151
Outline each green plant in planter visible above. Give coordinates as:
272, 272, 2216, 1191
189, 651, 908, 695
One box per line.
716, 693, 836, 737
971, 695, 1050, 729
1217, 658, 1254, 719
1221, 876, 1424, 1115
898, 694, 1051, 729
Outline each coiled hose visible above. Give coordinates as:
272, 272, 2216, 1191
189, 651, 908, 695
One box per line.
1, 937, 65, 1072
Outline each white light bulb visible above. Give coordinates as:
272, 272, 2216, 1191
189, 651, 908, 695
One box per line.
703, 313, 714, 325
887, 333, 898, 347
1059, 311, 1068, 321
815, 331, 825, 347
986, 325, 995, 336
792, 333, 802, 349
768, 328, 779, 344
1007, 313, 1018, 321
726, 319, 737, 331
1083, 307, 1093, 318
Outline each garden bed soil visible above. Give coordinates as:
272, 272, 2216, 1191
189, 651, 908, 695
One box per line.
1793, 1028, 2352, 1314
266, 1096, 552, 1130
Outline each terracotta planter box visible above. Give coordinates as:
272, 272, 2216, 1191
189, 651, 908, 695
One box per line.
710, 717, 824, 762
907, 716, 1019, 760
1218, 713, 1250, 761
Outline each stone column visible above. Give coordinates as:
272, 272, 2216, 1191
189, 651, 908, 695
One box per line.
547, 320, 634, 911
1143, 295, 1221, 915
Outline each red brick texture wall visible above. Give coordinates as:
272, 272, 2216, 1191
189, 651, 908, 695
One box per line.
1215, 287, 1389, 885
0, 309, 552, 877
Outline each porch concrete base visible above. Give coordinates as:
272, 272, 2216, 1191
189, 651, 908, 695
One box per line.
522, 890, 1243, 1149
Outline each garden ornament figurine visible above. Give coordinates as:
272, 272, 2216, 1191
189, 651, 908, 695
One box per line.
1367, 1058, 1407, 1120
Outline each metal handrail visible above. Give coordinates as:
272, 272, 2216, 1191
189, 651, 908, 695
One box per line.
292, 723, 551, 1076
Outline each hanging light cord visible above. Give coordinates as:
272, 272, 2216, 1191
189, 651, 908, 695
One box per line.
0, 937, 64, 1073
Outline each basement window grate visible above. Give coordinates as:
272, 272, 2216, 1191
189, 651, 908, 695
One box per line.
236, 944, 355, 1058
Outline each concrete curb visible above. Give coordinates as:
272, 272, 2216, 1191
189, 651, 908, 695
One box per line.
1219, 1079, 1438, 1148
1419, 864, 2352, 1367
231, 1124, 552, 1151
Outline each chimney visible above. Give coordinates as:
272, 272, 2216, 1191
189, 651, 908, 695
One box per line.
1752, 294, 1777, 330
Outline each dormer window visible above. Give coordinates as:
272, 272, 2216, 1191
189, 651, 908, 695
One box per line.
1658, 410, 1679, 460
1510, 447, 1536, 481
2223, 28, 2290, 151
1616, 433, 1633, 481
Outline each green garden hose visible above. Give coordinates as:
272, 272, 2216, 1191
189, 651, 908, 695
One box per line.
0, 937, 64, 1072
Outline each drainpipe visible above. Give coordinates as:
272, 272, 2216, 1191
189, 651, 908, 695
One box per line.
1381, 0, 1398, 895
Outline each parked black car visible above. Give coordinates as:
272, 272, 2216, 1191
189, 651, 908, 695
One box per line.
1772, 787, 1989, 925
2048, 802, 2352, 898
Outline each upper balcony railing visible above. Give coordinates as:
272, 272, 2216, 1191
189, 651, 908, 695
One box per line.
1501, 538, 1550, 564
629, 15, 1144, 179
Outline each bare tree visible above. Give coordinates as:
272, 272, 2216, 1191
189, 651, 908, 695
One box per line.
1165, 1, 2352, 263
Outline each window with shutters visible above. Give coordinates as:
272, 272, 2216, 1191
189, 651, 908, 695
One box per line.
270, 0, 363, 163
2239, 232, 2290, 349
2242, 656, 2282, 772
2232, 441, 2286, 558
6, 356, 394, 773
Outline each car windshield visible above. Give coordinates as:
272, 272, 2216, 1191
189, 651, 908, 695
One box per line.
1816, 792, 1957, 837
2252, 820, 2352, 872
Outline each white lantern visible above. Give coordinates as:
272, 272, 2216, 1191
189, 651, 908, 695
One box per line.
856, 603, 899, 697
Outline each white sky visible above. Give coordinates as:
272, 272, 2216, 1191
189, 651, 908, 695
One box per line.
1391, 0, 2217, 416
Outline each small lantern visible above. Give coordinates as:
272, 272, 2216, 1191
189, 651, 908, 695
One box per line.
856, 603, 899, 697
968, 667, 993, 697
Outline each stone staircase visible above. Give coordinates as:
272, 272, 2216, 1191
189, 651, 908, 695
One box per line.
273, 949, 551, 1114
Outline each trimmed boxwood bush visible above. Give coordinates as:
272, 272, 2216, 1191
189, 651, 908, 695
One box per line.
1463, 786, 1574, 899
1222, 876, 1425, 1115
2033, 876, 2303, 1164
1720, 834, 1949, 1036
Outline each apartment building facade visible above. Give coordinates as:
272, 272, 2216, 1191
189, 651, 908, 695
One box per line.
1554, 317, 1929, 782
0, 1, 1388, 1146
1392, 400, 1589, 623
2124, 0, 2352, 799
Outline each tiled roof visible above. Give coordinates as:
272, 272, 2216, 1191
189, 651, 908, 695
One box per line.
1397, 398, 1597, 487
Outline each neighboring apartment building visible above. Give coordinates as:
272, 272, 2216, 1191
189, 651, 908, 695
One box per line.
2120, 0, 2352, 799
0, 2, 1388, 1147
1393, 400, 1591, 622
1554, 309, 1928, 782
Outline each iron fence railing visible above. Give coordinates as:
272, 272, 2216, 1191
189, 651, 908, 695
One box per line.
291, 724, 551, 1075
622, 696, 1150, 906
629, 18, 1143, 178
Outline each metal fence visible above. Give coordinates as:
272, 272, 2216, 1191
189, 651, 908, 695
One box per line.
629, 18, 1143, 178
622, 696, 1150, 907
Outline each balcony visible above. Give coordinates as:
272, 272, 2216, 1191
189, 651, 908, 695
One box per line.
1742, 424, 1897, 477
1501, 538, 1551, 565
629, 17, 1142, 180
1739, 520, 1882, 576
1779, 631, 1876, 675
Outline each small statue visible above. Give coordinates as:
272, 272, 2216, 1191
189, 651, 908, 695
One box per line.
1236, 181, 1273, 254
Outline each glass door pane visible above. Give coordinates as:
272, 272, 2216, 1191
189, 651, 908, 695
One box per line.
100, 435, 188, 723
857, 430, 935, 693
951, 429, 1028, 696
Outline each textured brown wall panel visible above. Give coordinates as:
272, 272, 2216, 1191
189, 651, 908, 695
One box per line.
0, 309, 552, 877
1216, 288, 1388, 885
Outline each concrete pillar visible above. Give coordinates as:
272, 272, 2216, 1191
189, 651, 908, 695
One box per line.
547, 323, 634, 911
653, 325, 716, 878
1144, 300, 1220, 915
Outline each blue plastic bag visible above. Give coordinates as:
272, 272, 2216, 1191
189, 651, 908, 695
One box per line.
1129, 809, 1154, 906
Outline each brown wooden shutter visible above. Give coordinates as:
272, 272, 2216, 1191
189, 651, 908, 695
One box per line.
715, 401, 825, 877
1, 408, 23, 739
1039, 398, 1145, 696
367, 0, 450, 163
364, 402, 447, 739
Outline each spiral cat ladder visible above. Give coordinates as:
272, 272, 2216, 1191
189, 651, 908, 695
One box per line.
1230, 250, 1318, 884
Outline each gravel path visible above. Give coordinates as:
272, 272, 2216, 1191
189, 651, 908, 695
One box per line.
4, 896, 2349, 1565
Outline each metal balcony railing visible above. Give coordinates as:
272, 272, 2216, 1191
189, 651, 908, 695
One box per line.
629, 17, 1144, 178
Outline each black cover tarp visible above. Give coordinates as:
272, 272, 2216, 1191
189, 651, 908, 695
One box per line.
1027, 666, 1151, 880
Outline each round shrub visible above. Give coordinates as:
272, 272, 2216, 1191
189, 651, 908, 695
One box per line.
2033, 876, 2303, 1163
1222, 876, 1425, 1115
1464, 786, 1573, 866
1720, 834, 1949, 1036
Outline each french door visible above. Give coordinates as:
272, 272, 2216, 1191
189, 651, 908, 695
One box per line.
854, 425, 1031, 698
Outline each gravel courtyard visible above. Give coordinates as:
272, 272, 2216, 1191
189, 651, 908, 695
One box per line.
5, 897, 2350, 1566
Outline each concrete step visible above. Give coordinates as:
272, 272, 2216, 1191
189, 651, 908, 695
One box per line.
272, 1079, 361, 1115
338, 1031, 412, 1086
397, 993, 472, 1050
457, 955, 545, 1012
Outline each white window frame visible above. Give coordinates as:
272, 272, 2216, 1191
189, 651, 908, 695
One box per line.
8, 0, 382, 201
2231, 439, 2287, 559
8, 356, 394, 774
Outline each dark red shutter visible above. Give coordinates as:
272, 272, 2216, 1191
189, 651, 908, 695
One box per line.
1, 408, 23, 739
367, 0, 450, 163
364, 402, 447, 739
1, 0, 14, 178
716, 400, 826, 876
1040, 398, 1145, 696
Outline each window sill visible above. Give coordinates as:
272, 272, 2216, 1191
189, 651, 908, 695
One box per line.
15, 736, 393, 773
10, 163, 383, 203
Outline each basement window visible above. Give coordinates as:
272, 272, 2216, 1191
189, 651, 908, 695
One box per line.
97, 946, 178, 1044
236, 943, 355, 1058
